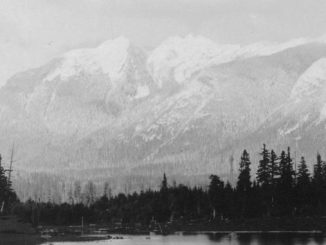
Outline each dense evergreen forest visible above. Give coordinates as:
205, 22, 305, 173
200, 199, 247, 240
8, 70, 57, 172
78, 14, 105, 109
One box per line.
3, 144, 326, 228
0, 155, 18, 214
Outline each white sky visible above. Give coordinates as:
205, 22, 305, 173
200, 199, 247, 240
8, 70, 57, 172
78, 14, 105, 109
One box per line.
1, 0, 326, 86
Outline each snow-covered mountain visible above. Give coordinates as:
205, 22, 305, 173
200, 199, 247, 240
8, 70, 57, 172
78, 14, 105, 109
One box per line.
266, 57, 326, 132
1, 37, 155, 139
147, 35, 313, 87
238, 56, 326, 168
2, 35, 326, 197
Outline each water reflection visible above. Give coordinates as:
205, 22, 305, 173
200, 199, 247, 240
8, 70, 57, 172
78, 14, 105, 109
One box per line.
206, 233, 326, 245
206, 232, 230, 242
42, 233, 326, 245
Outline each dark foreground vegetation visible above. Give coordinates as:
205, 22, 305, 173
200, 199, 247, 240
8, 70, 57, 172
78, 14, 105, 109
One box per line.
3, 145, 326, 233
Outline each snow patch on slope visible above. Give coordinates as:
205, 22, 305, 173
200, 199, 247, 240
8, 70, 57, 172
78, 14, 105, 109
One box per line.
290, 58, 326, 101
44, 37, 130, 82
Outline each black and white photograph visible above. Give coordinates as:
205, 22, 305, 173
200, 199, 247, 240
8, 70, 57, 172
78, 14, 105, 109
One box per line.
1, 0, 326, 244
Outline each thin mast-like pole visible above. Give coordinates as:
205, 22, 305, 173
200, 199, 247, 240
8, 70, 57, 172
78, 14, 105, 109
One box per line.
8, 144, 14, 182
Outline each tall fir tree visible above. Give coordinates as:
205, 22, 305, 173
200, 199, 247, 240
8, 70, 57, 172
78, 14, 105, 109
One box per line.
237, 150, 252, 192
270, 150, 279, 186
297, 156, 310, 186
269, 149, 279, 213
159, 173, 170, 222
237, 150, 256, 218
278, 151, 287, 182
277, 148, 295, 216
313, 153, 324, 184
296, 156, 311, 215
257, 144, 271, 187
279, 148, 295, 188
161, 173, 168, 192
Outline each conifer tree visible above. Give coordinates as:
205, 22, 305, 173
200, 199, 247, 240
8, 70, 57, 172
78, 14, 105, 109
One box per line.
279, 148, 295, 188
297, 156, 310, 186
277, 148, 295, 215
296, 156, 311, 215
322, 156, 326, 183
236, 150, 252, 218
0, 156, 8, 210
313, 153, 324, 184
158, 173, 170, 222
161, 173, 168, 192
278, 151, 287, 181
270, 150, 279, 186
0, 154, 15, 213
269, 149, 279, 212
208, 175, 224, 219
223, 182, 234, 218
237, 150, 252, 192
257, 144, 270, 187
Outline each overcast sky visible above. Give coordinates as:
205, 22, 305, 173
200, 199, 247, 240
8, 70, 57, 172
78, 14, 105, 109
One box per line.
1, 0, 326, 86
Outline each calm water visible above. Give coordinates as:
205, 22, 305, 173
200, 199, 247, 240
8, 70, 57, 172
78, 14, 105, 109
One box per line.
42, 233, 326, 245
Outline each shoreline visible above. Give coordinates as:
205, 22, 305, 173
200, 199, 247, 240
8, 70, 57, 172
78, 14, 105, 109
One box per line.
3, 216, 326, 244
38, 217, 326, 238
182, 230, 324, 234
2, 229, 326, 245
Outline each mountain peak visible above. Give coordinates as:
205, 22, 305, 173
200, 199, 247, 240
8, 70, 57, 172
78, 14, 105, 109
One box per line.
97, 36, 130, 50
44, 37, 131, 82
147, 35, 240, 87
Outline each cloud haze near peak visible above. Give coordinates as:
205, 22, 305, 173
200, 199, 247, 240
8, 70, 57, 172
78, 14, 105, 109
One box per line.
1, 0, 326, 86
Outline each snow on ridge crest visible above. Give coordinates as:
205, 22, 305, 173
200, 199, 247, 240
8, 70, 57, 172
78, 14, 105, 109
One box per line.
147, 34, 240, 87
42, 34, 326, 88
147, 34, 317, 87
44, 36, 130, 82
238, 38, 308, 57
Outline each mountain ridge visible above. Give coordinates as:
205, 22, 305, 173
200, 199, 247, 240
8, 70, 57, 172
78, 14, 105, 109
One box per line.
2, 35, 326, 200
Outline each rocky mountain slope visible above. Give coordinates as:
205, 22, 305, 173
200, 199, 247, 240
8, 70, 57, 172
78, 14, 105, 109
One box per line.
1, 35, 326, 198
244, 57, 326, 166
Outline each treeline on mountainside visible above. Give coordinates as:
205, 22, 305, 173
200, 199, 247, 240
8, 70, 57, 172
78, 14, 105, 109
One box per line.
5, 144, 326, 227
